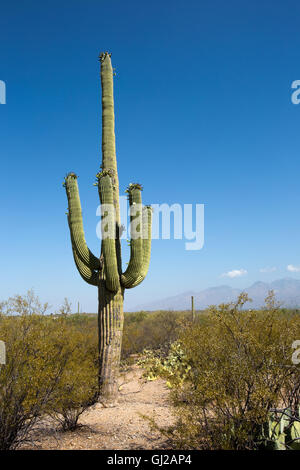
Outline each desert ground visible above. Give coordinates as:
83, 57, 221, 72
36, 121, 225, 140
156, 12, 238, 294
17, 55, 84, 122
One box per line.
22, 365, 174, 450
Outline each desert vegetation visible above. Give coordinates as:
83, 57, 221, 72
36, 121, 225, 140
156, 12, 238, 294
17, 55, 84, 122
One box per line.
0, 290, 299, 450
0, 291, 98, 449
139, 293, 300, 450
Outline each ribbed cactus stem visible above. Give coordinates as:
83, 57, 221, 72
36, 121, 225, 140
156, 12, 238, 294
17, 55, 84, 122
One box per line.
64, 173, 100, 271
98, 282, 124, 400
71, 233, 99, 286
124, 205, 153, 288
98, 173, 120, 292
121, 185, 143, 288
100, 52, 120, 225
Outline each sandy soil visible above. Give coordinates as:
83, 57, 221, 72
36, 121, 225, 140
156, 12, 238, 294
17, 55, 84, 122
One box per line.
22, 365, 174, 450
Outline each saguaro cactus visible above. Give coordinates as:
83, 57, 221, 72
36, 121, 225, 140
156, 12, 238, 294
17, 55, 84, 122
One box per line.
63, 52, 152, 403
191, 296, 195, 322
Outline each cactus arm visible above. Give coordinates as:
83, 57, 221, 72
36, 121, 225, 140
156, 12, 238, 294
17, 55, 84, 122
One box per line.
128, 205, 152, 288
98, 173, 120, 292
121, 185, 151, 289
64, 173, 100, 271
68, 219, 99, 286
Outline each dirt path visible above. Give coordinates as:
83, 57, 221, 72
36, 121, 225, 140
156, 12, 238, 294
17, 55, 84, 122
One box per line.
23, 365, 174, 450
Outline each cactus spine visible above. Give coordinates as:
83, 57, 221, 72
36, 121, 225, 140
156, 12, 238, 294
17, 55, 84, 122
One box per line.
63, 52, 152, 402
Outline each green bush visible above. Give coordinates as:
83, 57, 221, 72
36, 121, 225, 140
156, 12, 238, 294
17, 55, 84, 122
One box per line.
121, 310, 189, 361
137, 341, 191, 388
0, 314, 70, 448
0, 292, 98, 448
149, 294, 300, 450
47, 320, 98, 432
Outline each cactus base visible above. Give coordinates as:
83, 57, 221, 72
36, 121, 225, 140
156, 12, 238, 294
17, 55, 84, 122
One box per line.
98, 282, 124, 403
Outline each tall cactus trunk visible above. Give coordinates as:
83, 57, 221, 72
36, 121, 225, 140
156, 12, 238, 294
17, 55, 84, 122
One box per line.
98, 281, 124, 402
97, 52, 122, 403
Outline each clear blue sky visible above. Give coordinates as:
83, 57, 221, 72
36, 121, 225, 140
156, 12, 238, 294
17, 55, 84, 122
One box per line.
1, 0, 300, 312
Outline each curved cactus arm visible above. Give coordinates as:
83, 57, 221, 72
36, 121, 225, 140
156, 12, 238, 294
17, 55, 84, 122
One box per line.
127, 205, 152, 288
68, 217, 99, 286
121, 184, 144, 289
64, 173, 100, 271
71, 237, 99, 286
98, 173, 120, 292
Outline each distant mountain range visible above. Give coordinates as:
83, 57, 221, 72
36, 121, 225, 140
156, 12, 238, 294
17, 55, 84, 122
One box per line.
133, 278, 300, 311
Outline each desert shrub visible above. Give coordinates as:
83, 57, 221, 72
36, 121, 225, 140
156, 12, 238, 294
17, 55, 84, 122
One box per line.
121, 310, 188, 360
48, 323, 98, 431
1, 289, 50, 316
0, 310, 73, 449
137, 341, 191, 388
152, 293, 300, 450
0, 292, 99, 447
56, 297, 72, 315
